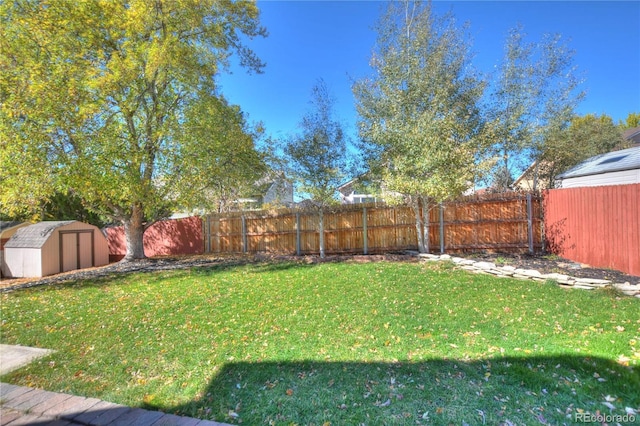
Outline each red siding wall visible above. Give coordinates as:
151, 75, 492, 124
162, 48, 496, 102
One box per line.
106, 216, 203, 261
544, 184, 640, 276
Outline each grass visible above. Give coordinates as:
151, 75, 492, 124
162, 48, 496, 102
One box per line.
1, 260, 639, 425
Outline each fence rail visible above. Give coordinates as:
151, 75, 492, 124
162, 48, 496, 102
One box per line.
203, 193, 543, 255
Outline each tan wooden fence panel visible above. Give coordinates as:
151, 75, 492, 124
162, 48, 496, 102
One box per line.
204, 194, 542, 255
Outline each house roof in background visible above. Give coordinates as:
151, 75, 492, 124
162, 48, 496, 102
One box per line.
557, 146, 640, 179
4, 221, 76, 249
623, 126, 640, 143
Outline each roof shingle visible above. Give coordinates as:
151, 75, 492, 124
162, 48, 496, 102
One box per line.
4, 221, 76, 249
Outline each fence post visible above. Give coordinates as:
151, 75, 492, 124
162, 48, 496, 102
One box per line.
296, 212, 301, 256
526, 193, 534, 254
439, 203, 445, 254
363, 206, 368, 255
214, 216, 220, 253
241, 215, 247, 254
204, 215, 210, 253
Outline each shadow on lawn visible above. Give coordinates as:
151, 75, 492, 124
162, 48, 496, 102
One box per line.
163, 356, 640, 425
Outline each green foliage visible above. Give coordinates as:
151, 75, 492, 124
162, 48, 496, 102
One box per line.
621, 112, 640, 129
284, 79, 347, 208
283, 79, 348, 257
0, 0, 266, 258
486, 25, 585, 188
537, 114, 625, 188
2, 261, 639, 424
353, 0, 488, 251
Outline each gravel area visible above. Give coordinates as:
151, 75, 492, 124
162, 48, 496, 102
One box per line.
1, 252, 638, 293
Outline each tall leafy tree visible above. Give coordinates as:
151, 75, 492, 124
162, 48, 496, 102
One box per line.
353, 0, 488, 253
536, 114, 625, 188
487, 25, 585, 190
0, 0, 266, 260
284, 79, 347, 258
621, 112, 640, 129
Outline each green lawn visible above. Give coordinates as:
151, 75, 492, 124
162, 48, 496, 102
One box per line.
1, 260, 639, 425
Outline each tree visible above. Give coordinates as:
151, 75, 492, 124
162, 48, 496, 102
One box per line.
0, 0, 266, 260
487, 25, 585, 190
621, 112, 640, 129
353, 0, 488, 253
283, 79, 347, 258
536, 114, 625, 188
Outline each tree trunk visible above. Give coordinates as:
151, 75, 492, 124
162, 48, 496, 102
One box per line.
422, 197, 430, 253
319, 210, 325, 259
412, 198, 426, 253
123, 203, 146, 261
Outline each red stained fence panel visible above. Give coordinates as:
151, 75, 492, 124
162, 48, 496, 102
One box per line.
105, 216, 203, 262
544, 184, 640, 276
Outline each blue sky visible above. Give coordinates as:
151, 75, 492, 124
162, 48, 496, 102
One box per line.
218, 1, 640, 144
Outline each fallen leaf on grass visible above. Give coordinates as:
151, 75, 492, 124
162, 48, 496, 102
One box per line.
602, 401, 615, 411
286, 388, 294, 396
375, 399, 391, 407
535, 413, 548, 424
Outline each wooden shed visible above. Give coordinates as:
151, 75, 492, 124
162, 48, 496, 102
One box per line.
1, 221, 30, 277
3, 221, 110, 278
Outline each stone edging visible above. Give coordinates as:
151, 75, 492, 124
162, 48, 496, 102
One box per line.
411, 252, 640, 298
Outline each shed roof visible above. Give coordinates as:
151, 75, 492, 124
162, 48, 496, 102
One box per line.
0, 221, 25, 233
4, 221, 76, 249
557, 146, 640, 180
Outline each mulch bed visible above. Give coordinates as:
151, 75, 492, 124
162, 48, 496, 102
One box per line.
1, 252, 638, 293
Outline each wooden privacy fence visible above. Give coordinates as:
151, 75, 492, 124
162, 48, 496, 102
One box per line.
203, 193, 543, 255
544, 184, 640, 276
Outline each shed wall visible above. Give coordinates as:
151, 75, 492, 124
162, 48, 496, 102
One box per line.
41, 230, 61, 277
4, 248, 42, 278
42, 222, 110, 276
0, 223, 30, 277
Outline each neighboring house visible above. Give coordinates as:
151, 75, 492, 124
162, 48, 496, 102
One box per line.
237, 173, 294, 210
515, 127, 640, 192
170, 173, 294, 218
512, 161, 553, 192
623, 126, 640, 145
337, 177, 382, 205
555, 145, 640, 188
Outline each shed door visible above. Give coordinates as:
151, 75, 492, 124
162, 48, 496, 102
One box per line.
61, 233, 78, 272
60, 230, 94, 273
79, 232, 93, 269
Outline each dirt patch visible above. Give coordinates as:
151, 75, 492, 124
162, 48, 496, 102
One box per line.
1, 252, 638, 293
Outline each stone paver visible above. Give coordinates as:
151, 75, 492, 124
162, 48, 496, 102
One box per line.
0, 384, 22, 399
12, 389, 61, 412
28, 392, 74, 415
0, 383, 234, 426
89, 405, 132, 426
151, 413, 202, 426
0, 345, 54, 375
109, 407, 165, 426
1, 386, 34, 404
1, 407, 22, 425
71, 400, 124, 425
58, 397, 103, 421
